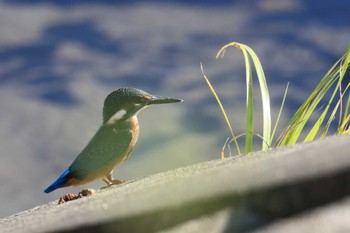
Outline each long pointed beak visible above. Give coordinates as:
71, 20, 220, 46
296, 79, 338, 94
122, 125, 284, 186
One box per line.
146, 95, 183, 105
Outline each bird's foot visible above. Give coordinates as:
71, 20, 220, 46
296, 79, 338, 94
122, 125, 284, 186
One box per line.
111, 179, 125, 185
101, 179, 125, 190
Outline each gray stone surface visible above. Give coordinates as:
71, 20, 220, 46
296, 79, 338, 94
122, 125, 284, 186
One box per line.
1, 134, 350, 233
252, 196, 350, 233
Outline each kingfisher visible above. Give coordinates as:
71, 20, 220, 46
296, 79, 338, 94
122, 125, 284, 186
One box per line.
44, 87, 182, 193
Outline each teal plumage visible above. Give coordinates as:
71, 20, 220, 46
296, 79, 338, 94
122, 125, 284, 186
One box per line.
44, 87, 182, 193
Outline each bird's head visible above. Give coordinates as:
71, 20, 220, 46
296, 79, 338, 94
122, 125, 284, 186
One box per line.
103, 87, 182, 124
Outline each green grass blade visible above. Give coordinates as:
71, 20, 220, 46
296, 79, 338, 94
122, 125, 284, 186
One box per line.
304, 109, 328, 142
338, 45, 350, 126
244, 45, 272, 150
217, 43, 253, 153
217, 42, 271, 151
342, 88, 350, 124
339, 114, 350, 134
271, 83, 289, 142
280, 45, 349, 145
304, 72, 341, 141
242, 48, 254, 153
321, 100, 340, 138
323, 80, 350, 137
340, 44, 350, 78
200, 63, 241, 156
338, 85, 350, 134
278, 55, 344, 146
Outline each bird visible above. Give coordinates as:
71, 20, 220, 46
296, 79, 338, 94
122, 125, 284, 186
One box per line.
44, 87, 182, 193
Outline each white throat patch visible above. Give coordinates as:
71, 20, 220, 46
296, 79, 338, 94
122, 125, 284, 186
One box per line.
106, 109, 127, 125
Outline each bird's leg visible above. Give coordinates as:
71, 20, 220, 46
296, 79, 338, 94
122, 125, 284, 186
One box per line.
101, 171, 125, 189
107, 171, 125, 185
102, 177, 112, 187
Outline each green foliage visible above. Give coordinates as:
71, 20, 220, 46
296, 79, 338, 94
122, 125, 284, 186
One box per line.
202, 42, 350, 158
278, 45, 350, 145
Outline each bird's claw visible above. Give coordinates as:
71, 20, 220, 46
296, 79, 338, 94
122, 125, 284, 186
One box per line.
101, 179, 125, 190
111, 179, 125, 185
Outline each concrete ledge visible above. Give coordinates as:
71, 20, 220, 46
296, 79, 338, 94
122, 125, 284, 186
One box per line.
1, 134, 350, 233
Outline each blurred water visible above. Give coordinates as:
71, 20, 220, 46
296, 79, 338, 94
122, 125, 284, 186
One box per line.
0, 0, 349, 217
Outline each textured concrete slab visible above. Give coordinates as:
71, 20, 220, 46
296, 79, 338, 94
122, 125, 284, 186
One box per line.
252, 196, 350, 233
1, 134, 350, 233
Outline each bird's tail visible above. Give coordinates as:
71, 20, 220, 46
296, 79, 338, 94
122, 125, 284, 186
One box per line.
44, 168, 71, 193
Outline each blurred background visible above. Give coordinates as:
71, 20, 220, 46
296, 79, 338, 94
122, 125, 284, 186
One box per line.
0, 0, 349, 218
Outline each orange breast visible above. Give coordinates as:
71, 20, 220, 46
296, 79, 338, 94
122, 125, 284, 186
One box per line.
123, 116, 139, 161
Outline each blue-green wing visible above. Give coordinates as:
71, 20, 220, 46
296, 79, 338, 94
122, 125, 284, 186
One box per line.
69, 125, 132, 179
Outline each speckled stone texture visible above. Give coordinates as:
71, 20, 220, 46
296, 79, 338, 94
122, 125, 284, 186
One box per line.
1, 134, 350, 233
